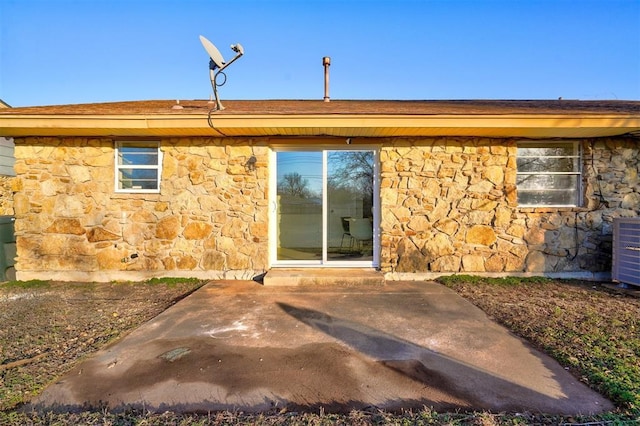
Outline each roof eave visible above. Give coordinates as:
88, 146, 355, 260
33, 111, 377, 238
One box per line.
1, 113, 639, 138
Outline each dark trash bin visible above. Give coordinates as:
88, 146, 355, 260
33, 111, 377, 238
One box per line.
0, 215, 16, 281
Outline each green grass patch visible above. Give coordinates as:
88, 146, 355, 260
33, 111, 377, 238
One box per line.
0, 372, 42, 411
144, 277, 204, 286
0, 280, 50, 289
110, 277, 206, 288
1, 408, 638, 425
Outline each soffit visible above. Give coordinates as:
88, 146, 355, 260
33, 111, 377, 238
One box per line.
1, 100, 639, 139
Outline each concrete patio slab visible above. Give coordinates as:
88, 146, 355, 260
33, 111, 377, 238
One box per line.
25, 280, 613, 415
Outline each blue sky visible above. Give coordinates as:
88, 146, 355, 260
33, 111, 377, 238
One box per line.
1, 0, 639, 107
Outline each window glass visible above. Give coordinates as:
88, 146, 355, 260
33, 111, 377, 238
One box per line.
118, 168, 159, 190
117, 144, 159, 166
517, 157, 579, 173
115, 141, 161, 192
516, 141, 581, 207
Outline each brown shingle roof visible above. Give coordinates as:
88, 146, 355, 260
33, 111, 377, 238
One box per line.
2, 99, 639, 139
2, 99, 640, 116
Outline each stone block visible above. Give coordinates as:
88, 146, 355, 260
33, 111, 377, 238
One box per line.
423, 232, 454, 260
84, 153, 113, 167
523, 227, 546, 245
437, 167, 456, 179
422, 159, 440, 173
13, 161, 28, 175
434, 218, 459, 236
185, 156, 203, 172
430, 255, 461, 272
421, 179, 441, 199
162, 257, 176, 270
444, 143, 463, 153
557, 226, 578, 250
250, 221, 268, 238
221, 218, 247, 239
466, 225, 496, 246
176, 255, 198, 270
407, 215, 430, 233
462, 255, 485, 272
226, 251, 250, 269
131, 210, 157, 223
426, 200, 450, 223
201, 250, 226, 270
68, 165, 92, 183
396, 238, 428, 272
189, 170, 206, 185
96, 247, 127, 270
485, 166, 504, 185
467, 210, 494, 225
228, 145, 253, 158
490, 145, 508, 155
45, 218, 86, 235
13, 193, 30, 216
40, 255, 99, 272
215, 236, 236, 252
87, 227, 120, 242
484, 254, 505, 272
505, 253, 525, 271
156, 216, 181, 240
388, 206, 411, 223
102, 218, 122, 235
622, 192, 640, 209
494, 207, 512, 228
472, 200, 498, 212
43, 235, 96, 256
183, 221, 213, 240
55, 196, 85, 217
508, 243, 529, 259
123, 223, 148, 246
525, 250, 546, 272
40, 180, 61, 197
468, 181, 493, 193
155, 202, 170, 212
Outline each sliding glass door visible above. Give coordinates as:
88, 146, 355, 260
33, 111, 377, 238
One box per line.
275, 151, 324, 261
272, 148, 378, 267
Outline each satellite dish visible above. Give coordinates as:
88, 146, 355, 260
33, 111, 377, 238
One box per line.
199, 35, 245, 111
199, 35, 225, 69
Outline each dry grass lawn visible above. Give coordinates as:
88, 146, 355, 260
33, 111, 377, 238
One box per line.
0, 276, 638, 425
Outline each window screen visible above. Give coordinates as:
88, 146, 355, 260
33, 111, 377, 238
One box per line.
516, 141, 581, 207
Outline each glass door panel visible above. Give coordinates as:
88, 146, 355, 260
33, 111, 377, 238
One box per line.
327, 151, 374, 261
276, 151, 323, 261
274, 149, 376, 266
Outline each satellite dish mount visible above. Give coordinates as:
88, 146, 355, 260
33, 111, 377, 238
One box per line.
199, 35, 244, 111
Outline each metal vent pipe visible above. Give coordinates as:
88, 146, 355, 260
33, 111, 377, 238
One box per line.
323, 56, 331, 102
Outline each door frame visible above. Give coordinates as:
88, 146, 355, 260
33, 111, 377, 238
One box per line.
269, 144, 380, 268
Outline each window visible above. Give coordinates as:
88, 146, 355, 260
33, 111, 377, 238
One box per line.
516, 141, 581, 207
115, 141, 162, 193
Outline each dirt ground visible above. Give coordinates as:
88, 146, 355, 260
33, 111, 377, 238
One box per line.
0, 277, 638, 425
441, 277, 640, 410
0, 280, 204, 410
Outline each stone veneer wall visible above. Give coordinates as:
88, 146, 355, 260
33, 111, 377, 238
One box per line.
380, 137, 640, 278
13, 137, 269, 281
10, 135, 640, 282
0, 175, 14, 215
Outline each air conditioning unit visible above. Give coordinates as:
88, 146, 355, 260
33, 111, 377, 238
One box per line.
612, 217, 640, 288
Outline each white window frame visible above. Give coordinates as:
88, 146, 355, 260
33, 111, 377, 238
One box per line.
269, 146, 380, 269
114, 141, 162, 193
516, 140, 582, 207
